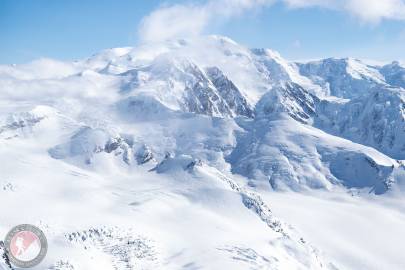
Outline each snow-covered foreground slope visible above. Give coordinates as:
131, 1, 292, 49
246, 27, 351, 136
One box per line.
0, 119, 335, 269
1, 35, 405, 269
263, 190, 405, 270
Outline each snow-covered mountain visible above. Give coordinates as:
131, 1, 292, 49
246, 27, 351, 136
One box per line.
297, 58, 386, 98
380, 61, 405, 89
1, 35, 405, 270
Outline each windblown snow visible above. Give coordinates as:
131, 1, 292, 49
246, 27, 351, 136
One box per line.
0, 35, 404, 270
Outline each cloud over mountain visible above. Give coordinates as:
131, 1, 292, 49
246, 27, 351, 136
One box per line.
138, 0, 405, 43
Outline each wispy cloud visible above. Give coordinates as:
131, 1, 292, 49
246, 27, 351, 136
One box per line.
284, 0, 405, 23
138, 4, 209, 43
138, 0, 405, 43
138, 0, 275, 42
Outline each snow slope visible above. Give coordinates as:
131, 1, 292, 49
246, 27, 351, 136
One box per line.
0, 115, 335, 269
263, 190, 405, 270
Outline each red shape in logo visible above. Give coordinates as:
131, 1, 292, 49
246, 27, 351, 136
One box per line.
9, 231, 41, 261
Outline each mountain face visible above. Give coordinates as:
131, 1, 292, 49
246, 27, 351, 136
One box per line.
1, 35, 405, 270
315, 86, 405, 159
118, 55, 252, 118
254, 82, 318, 123
380, 61, 405, 88
206, 66, 254, 118
297, 58, 386, 98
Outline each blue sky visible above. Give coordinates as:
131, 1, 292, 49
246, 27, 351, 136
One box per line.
1, 0, 405, 64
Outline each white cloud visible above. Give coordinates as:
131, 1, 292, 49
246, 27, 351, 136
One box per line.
284, 0, 405, 23
138, 4, 209, 43
138, 0, 405, 43
283, 0, 337, 8
344, 0, 405, 22
138, 0, 275, 42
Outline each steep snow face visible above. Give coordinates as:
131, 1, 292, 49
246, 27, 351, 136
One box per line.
255, 82, 318, 124
116, 94, 176, 122
316, 86, 405, 159
380, 61, 405, 89
297, 58, 386, 98
250, 49, 291, 84
118, 55, 253, 118
228, 116, 397, 194
251, 49, 323, 96
206, 66, 254, 118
